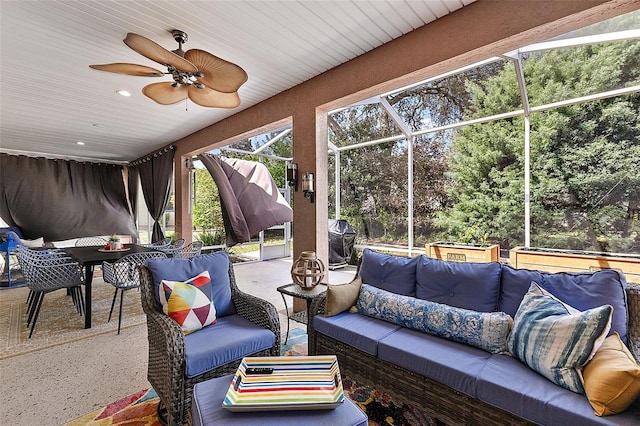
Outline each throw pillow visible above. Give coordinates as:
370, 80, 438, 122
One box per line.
508, 282, 613, 394
583, 332, 640, 416
325, 277, 362, 317
160, 271, 217, 334
359, 248, 419, 296
357, 284, 513, 353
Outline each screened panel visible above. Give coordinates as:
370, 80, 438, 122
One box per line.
529, 105, 640, 253
329, 103, 402, 149
389, 57, 520, 132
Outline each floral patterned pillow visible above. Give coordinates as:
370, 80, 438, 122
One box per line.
357, 283, 513, 353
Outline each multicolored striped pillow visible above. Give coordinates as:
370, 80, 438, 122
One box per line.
508, 282, 612, 394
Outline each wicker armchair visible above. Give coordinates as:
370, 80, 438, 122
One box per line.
173, 241, 203, 258
15, 246, 84, 338
139, 254, 280, 426
102, 251, 167, 334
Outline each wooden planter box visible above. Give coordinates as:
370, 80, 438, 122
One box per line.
509, 247, 640, 283
425, 242, 500, 263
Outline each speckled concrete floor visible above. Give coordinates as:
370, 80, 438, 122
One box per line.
0, 257, 356, 425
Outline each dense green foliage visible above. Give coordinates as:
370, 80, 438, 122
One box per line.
331, 38, 640, 253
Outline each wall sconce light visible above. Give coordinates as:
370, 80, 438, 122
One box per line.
287, 162, 298, 192
302, 172, 314, 203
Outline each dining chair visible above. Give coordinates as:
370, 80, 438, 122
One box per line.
101, 251, 168, 334
174, 241, 204, 258
15, 246, 85, 338
159, 238, 186, 257
75, 236, 108, 247
141, 237, 172, 249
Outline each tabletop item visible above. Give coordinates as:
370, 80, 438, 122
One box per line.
291, 251, 325, 289
223, 355, 344, 412
98, 247, 130, 253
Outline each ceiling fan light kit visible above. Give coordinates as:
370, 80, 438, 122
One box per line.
90, 29, 247, 108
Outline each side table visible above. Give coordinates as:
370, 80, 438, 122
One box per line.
277, 283, 327, 344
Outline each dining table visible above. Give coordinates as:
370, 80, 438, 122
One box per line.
64, 243, 159, 329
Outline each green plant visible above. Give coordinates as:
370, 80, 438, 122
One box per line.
457, 225, 489, 247
198, 229, 225, 246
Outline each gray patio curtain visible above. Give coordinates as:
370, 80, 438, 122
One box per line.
198, 154, 293, 246
131, 147, 174, 243
0, 153, 137, 241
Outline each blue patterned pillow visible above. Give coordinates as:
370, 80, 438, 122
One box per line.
507, 282, 612, 394
357, 284, 513, 354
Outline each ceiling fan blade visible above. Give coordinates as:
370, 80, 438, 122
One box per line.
124, 33, 197, 73
142, 82, 188, 105
184, 49, 248, 93
188, 85, 240, 108
89, 63, 164, 77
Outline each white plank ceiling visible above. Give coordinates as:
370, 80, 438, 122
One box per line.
0, 0, 475, 163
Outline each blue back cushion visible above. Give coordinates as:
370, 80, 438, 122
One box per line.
359, 248, 419, 296
416, 256, 502, 312
499, 265, 628, 343
146, 252, 236, 317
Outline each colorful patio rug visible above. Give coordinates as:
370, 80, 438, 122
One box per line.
66, 330, 442, 426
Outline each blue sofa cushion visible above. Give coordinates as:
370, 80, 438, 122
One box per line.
416, 256, 502, 312
313, 311, 400, 356
359, 248, 419, 296
378, 328, 492, 398
508, 283, 612, 394
499, 265, 628, 343
146, 252, 236, 318
184, 314, 275, 378
477, 354, 640, 425
357, 284, 512, 353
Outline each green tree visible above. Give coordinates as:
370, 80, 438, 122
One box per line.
438, 40, 640, 252
192, 169, 223, 231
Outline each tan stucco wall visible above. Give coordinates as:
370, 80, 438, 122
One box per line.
170, 0, 639, 266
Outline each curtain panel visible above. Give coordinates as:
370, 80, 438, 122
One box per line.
0, 153, 137, 241
198, 154, 293, 246
132, 147, 174, 243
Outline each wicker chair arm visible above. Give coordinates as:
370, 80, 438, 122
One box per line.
232, 290, 281, 356
307, 293, 327, 356
626, 282, 640, 363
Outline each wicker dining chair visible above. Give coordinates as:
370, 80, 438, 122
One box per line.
15, 246, 84, 338
102, 251, 167, 334
139, 252, 281, 426
173, 241, 203, 258
141, 237, 172, 249
75, 236, 108, 247
159, 238, 185, 257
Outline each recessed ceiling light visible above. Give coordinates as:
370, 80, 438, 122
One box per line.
76, 141, 85, 146
116, 90, 131, 97
92, 123, 104, 128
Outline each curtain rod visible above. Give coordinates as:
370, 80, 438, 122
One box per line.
0, 149, 128, 166
129, 145, 175, 166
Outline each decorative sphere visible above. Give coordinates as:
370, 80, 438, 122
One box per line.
291, 251, 326, 289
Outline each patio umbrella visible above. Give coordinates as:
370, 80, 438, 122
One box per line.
198, 154, 292, 246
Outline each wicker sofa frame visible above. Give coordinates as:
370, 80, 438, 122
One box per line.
139, 263, 281, 426
308, 275, 640, 426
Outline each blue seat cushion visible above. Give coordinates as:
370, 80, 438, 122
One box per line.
313, 311, 400, 355
359, 248, 419, 296
146, 252, 236, 317
378, 328, 491, 398
416, 256, 502, 312
476, 354, 640, 425
499, 265, 628, 343
184, 314, 275, 378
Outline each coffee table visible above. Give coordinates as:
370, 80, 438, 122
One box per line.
191, 374, 367, 426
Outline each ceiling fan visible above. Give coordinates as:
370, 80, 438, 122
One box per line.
90, 29, 247, 108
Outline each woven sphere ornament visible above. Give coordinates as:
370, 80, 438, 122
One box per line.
291, 251, 326, 289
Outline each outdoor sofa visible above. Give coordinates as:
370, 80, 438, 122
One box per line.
309, 248, 640, 425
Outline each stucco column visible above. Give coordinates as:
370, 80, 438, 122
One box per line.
174, 154, 193, 244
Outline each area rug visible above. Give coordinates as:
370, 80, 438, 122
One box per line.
0, 277, 146, 359
66, 331, 442, 426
